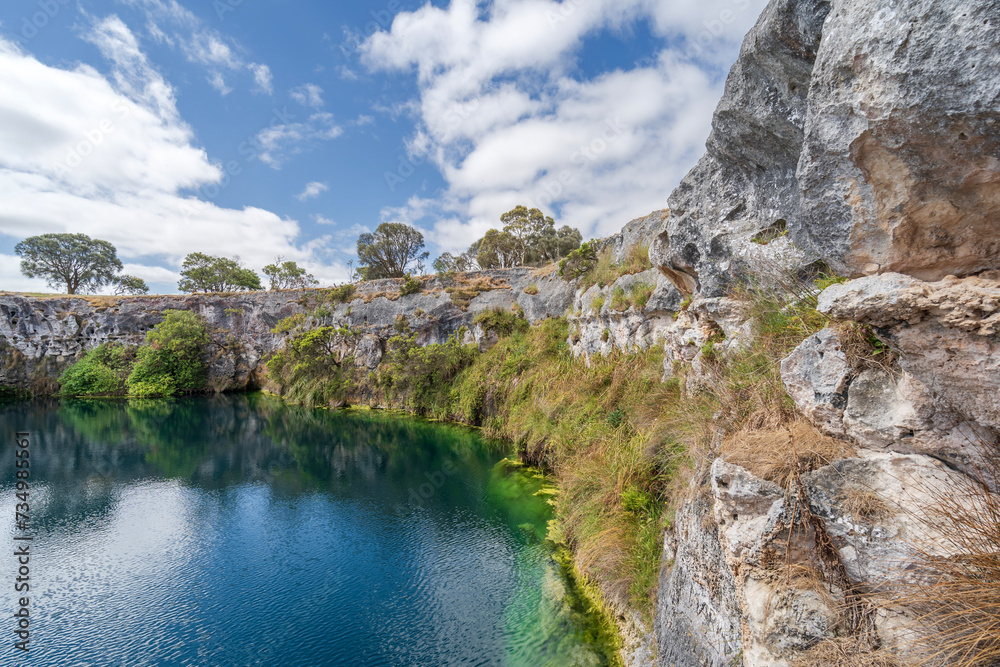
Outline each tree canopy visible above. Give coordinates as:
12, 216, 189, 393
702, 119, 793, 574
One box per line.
15, 233, 123, 294
177, 253, 262, 293
113, 275, 149, 295
435, 206, 582, 274
477, 229, 520, 269
356, 222, 429, 280
263, 259, 318, 290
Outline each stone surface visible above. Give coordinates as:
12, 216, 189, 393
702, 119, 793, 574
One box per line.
650, 0, 829, 298
794, 0, 1000, 281
596, 210, 670, 263
0, 268, 575, 395
807, 273, 1000, 472
568, 269, 680, 360
780, 327, 851, 438
655, 482, 743, 667
711, 460, 841, 666
805, 450, 969, 586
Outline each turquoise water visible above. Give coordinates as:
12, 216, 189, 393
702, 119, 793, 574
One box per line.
0, 394, 612, 666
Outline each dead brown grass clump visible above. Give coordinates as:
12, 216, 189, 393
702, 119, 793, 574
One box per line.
794, 637, 900, 667
835, 321, 899, 374
722, 419, 857, 488
838, 488, 892, 523
887, 463, 1000, 667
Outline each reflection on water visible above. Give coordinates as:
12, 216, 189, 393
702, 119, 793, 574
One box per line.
0, 394, 613, 666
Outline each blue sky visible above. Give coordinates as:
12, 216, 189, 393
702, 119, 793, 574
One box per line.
0, 0, 767, 294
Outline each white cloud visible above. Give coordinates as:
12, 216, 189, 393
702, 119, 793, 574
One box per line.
122, 0, 272, 97
0, 254, 50, 293
296, 181, 328, 201
290, 83, 324, 108
255, 112, 344, 169
184, 31, 239, 69
248, 63, 272, 94
359, 0, 768, 251
0, 28, 348, 292
207, 71, 232, 95
314, 214, 336, 225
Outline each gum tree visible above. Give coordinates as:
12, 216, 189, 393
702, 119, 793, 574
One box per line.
356, 223, 429, 280
177, 253, 262, 293
15, 233, 123, 294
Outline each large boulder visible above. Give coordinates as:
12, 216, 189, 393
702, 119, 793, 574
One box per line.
794, 0, 1000, 280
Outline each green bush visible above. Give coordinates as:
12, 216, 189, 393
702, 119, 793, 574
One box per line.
327, 283, 357, 304
125, 310, 208, 397
559, 241, 599, 280
375, 334, 478, 414
629, 283, 655, 310
399, 274, 423, 296
265, 326, 356, 407
591, 295, 606, 312
393, 314, 409, 332
272, 312, 307, 334
59, 343, 134, 396
473, 308, 529, 338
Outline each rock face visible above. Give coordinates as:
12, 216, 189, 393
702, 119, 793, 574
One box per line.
646, 0, 1000, 665
795, 0, 1000, 281
650, 0, 829, 298
0, 268, 574, 395
653, 0, 1000, 295
781, 272, 1000, 474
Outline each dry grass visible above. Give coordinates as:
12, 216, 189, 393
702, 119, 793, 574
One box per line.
838, 488, 892, 523
794, 637, 900, 667
884, 461, 1000, 667
723, 420, 856, 488
530, 263, 560, 278
836, 321, 899, 374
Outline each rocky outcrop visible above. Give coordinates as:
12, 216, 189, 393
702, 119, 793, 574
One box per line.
0, 268, 574, 395
650, 0, 829, 298
646, 0, 1000, 665
795, 1, 1000, 281
782, 272, 1000, 474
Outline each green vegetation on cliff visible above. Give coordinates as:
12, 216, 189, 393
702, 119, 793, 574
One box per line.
58, 310, 209, 398
265, 269, 841, 626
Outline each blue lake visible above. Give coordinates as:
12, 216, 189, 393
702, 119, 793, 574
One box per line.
0, 394, 613, 666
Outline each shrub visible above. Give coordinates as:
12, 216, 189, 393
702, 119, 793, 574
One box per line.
473, 308, 529, 338
375, 334, 478, 414
393, 314, 409, 333
59, 343, 134, 396
629, 283, 655, 310
125, 310, 209, 398
524, 284, 540, 295
591, 295, 606, 312
265, 326, 357, 406
559, 241, 599, 280
399, 274, 423, 296
272, 312, 307, 334
327, 283, 356, 304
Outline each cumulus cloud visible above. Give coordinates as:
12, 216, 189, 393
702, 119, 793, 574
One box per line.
248, 63, 273, 94
255, 112, 344, 169
358, 0, 767, 250
290, 83, 325, 108
296, 181, 328, 201
0, 28, 348, 293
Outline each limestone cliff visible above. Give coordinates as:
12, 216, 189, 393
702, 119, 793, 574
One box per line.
0, 268, 573, 396
2, 0, 998, 664
645, 0, 1000, 665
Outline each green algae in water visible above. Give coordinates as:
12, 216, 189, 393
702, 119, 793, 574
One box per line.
487, 458, 622, 667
